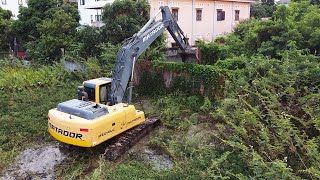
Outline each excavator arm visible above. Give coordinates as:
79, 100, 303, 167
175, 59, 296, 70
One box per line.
110, 6, 197, 105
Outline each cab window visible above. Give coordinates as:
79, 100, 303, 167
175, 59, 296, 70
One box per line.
100, 85, 107, 104
85, 87, 95, 101
100, 83, 112, 104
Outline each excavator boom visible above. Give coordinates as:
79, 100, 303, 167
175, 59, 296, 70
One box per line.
110, 6, 197, 105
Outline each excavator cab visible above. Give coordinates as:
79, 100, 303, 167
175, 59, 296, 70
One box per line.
78, 77, 112, 105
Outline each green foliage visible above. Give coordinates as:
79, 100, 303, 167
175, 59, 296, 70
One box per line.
204, 2, 319, 59
99, 43, 121, 70
0, 1, 319, 179
197, 41, 230, 65
28, 9, 78, 63
65, 26, 104, 62
153, 93, 203, 130
250, 3, 277, 19
84, 57, 104, 77
200, 97, 212, 113
140, 33, 166, 61
250, 0, 276, 19
152, 61, 222, 84
0, 65, 68, 91
102, 0, 150, 44
135, 61, 225, 99
0, 63, 85, 169
0, 8, 13, 52
13, 0, 80, 63
75, 26, 103, 59
136, 71, 166, 96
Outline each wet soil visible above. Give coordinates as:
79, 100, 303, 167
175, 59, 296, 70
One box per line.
1, 143, 66, 180
139, 147, 173, 170
129, 128, 174, 171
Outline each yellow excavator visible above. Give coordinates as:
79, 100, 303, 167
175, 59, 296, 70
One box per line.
48, 6, 197, 152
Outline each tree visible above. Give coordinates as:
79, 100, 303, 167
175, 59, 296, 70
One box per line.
13, 0, 80, 63
27, 10, 78, 63
13, 0, 58, 42
251, 0, 277, 19
0, 8, 13, 52
102, 0, 150, 44
250, 4, 268, 19
75, 26, 103, 59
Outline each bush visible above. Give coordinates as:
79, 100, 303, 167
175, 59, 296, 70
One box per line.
197, 41, 230, 65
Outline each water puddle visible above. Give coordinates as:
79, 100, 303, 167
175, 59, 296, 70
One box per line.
1, 144, 66, 180
139, 147, 173, 170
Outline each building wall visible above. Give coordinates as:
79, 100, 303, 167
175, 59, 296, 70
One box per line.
78, 0, 97, 25
0, 0, 28, 19
78, 0, 113, 27
150, 0, 252, 46
77, 0, 252, 44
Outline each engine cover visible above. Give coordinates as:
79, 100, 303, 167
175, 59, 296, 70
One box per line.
56, 99, 108, 120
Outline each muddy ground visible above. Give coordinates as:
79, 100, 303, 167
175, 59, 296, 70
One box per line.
0, 129, 173, 180
1, 144, 66, 180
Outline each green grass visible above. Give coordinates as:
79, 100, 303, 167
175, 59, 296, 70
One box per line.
0, 62, 87, 171
0, 82, 80, 170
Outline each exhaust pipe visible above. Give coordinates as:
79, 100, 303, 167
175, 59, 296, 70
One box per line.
78, 86, 88, 101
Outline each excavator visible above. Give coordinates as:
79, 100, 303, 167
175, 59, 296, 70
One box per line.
48, 6, 197, 160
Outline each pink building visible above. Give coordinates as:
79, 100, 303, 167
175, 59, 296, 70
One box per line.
149, 0, 254, 46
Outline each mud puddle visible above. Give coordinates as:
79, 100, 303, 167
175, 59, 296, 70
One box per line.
129, 129, 174, 171
139, 147, 173, 170
1, 143, 66, 180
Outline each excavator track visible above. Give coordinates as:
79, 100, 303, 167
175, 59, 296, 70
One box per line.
102, 117, 160, 161
58, 118, 160, 161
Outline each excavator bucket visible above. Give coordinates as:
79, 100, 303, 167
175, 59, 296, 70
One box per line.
180, 48, 199, 63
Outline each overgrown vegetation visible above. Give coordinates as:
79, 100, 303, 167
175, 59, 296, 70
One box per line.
197, 0, 320, 64
87, 49, 319, 179
250, 0, 276, 19
0, 0, 319, 179
0, 8, 13, 52
95, 1, 319, 179
0, 58, 105, 171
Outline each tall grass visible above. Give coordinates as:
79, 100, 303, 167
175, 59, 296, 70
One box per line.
0, 60, 86, 171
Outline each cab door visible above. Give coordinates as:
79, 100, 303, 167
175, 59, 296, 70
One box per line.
98, 82, 112, 105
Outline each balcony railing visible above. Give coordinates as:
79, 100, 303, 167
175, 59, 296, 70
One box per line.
91, 21, 104, 27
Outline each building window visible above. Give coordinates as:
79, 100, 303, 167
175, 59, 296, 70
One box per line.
171, 42, 178, 48
91, 15, 93, 23
235, 10, 240, 21
196, 9, 202, 21
1, 0, 6, 5
95, 15, 102, 22
172, 9, 178, 22
217, 9, 225, 21
18, 0, 23, 5
80, 0, 85, 5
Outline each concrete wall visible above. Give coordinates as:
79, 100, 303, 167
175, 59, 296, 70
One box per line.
133, 60, 225, 99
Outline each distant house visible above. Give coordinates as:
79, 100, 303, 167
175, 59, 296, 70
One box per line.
150, 0, 254, 46
0, 0, 28, 19
78, 0, 253, 46
78, 0, 113, 27
277, 0, 290, 6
